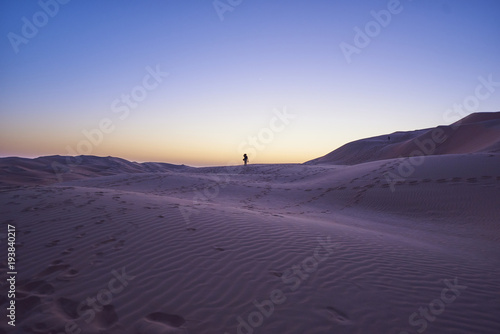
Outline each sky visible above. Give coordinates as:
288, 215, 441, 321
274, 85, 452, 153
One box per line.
1, 0, 499, 166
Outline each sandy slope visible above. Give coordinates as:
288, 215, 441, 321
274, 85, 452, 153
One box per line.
1, 151, 499, 333
0, 155, 187, 188
307, 111, 500, 165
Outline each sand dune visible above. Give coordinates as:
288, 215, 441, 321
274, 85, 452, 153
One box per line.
1, 113, 499, 333
306, 111, 500, 165
0, 155, 188, 188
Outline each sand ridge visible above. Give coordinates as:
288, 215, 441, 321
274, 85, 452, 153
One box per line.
307, 111, 500, 165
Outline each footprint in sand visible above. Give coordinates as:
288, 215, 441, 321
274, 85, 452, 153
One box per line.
61, 247, 75, 255
34, 261, 70, 279
90, 259, 104, 266
146, 312, 186, 328
136, 312, 186, 333
325, 306, 351, 325
269, 271, 283, 278
22, 206, 39, 212
20, 280, 55, 295
94, 305, 119, 328
45, 240, 60, 247
113, 240, 125, 250
186, 227, 197, 231
16, 295, 42, 319
58, 297, 80, 319
214, 247, 225, 251
93, 236, 117, 248
63, 199, 74, 205
57, 268, 79, 281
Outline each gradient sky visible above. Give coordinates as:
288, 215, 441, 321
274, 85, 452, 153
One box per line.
1, 0, 499, 166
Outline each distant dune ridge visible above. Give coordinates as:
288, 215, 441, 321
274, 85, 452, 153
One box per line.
0, 155, 189, 188
0, 112, 498, 187
306, 111, 500, 165
1, 112, 499, 333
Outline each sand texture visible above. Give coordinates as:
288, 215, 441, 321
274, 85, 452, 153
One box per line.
1, 113, 499, 333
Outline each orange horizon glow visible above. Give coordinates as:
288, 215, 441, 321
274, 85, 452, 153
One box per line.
2, 2, 499, 167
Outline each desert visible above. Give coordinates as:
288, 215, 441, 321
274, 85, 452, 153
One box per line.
1, 112, 499, 333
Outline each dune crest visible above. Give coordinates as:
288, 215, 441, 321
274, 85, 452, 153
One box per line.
306, 111, 500, 165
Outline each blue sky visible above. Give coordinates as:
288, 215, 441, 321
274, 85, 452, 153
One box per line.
1, 0, 499, 165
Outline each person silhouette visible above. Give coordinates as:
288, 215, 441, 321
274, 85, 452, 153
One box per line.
243, 154, 249, 166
